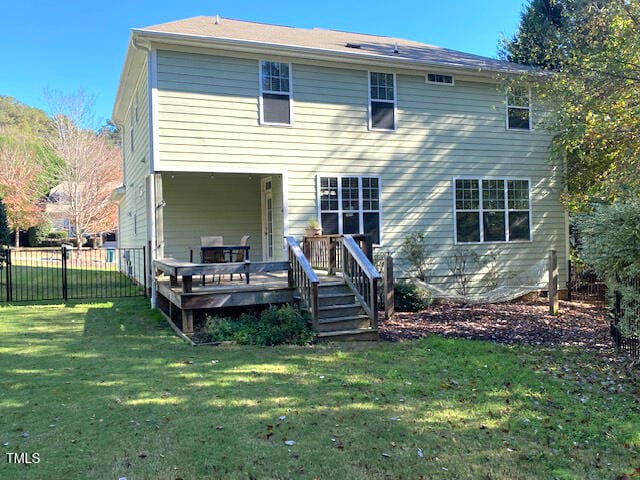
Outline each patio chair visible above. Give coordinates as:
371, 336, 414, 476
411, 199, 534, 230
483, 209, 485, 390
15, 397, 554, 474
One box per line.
230, 235, 251, 281
200, 236, 224, 285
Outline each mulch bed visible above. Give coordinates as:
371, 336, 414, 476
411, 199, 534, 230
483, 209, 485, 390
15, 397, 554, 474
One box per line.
379, 298, 613, 351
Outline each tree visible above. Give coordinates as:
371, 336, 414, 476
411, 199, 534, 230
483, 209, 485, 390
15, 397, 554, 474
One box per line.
504, 1, 640, 210
46, 91, 122, 247
0, 197, 9, 246
0, 96, 53, 140
0, 137, 49, 246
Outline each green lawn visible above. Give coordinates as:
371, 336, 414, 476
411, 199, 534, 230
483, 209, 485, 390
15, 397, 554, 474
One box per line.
0, 298, 638, 479
0, 264, 142, 302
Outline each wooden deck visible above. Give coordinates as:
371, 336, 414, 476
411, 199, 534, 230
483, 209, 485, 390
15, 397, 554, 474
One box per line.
155, 237, 381, 342
155, 257, 347, 334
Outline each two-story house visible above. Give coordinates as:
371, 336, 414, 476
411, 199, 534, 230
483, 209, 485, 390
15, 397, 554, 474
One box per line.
112, 16, 567, 309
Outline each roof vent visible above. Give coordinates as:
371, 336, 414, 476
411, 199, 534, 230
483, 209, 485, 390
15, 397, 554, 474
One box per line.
393, 42, 399, 54
345, 42, 361, 49
215, 14, 220, 25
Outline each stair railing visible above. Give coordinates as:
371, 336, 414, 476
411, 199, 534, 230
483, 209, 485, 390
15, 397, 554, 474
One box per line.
286, 236, 320, 330
338, 235, 382, 329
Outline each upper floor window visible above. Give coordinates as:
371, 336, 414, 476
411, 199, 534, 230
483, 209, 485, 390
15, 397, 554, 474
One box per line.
319, 175, 382, 245
130, 126, 134, 153
426, 73, 454, 86
369, 72, 396, 131
454, 178, 531, 243
507, 87, 531, 130
260, 60, 292, 125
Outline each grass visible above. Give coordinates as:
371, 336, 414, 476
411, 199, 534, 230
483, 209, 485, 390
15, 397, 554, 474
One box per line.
0, 298, 638, 479
0, 264, 142, 302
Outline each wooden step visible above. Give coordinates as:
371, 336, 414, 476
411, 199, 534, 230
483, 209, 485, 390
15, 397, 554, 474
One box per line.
317, 314, 371, 331
317, 283, 352, 295
317, 292, 356, 307
316, 328, 379, 342
318, 303, 364, 319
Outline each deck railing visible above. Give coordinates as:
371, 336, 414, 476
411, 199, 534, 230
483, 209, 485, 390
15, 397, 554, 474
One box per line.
338, 235, 382, 328
286, 236, 320, 330
303, 234, 371, 273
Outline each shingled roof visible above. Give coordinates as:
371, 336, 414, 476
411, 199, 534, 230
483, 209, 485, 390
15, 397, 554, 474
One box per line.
137, 16, 534, 75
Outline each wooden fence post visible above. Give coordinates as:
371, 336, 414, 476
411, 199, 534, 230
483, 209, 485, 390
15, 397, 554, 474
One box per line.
384, 255, 395, 320
548, 249, 559, 315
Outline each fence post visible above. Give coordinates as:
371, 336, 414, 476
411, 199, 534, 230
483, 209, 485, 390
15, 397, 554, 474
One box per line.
142, 245, 148, 298
548, 249, 558, 315
384, 255, 395, 320
567, 259, 572, 301
6, 248, 12, 302
61, 246, 68, 301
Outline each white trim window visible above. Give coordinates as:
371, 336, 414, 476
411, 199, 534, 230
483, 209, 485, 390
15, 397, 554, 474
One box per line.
426, 73, 454, 86
454, 178, 532, 243
506, 87, 531, 130
318, 175, 382, 245
369, 72, 396, 131
259, 60, 292, 125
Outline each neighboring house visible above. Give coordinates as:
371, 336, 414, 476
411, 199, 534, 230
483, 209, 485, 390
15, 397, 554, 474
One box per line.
112, 16, 568, 303
47, 182, 120, 239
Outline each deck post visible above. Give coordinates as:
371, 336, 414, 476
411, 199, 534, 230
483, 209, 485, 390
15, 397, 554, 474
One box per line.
548, 249, 559, 315
310, 282, 320, 332
182, 309, 194, 334
170, 275, 178, 287
183, 275, 193, 293
328, 238, 337, 275
384, 255, 395, 320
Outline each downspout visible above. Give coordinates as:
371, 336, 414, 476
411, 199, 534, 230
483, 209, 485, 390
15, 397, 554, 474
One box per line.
131, 35, 158, 308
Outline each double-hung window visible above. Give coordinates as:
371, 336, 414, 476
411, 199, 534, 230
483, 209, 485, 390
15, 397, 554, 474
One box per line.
319, 176, 381, 245
260, 60, 292, 125
369, 72, 396, 130
506, 87, 531, 130
454, 178, 531, 243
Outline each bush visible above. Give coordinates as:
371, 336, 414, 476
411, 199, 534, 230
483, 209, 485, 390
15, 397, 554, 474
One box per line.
200, 305, 313, 346
577, 200, 640, 279
401, 231, 430, 281
49, 231, 69, 240
27, 220, 53, 247
394, 280, 432, 312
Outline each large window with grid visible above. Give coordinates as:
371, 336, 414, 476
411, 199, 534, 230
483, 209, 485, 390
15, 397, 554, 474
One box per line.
454, 178, 531, 243
319, 176, 381, 244
369, 72, 396, 130
260, 60, 292, 125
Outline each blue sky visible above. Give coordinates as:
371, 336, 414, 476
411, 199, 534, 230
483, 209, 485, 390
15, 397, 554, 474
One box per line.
0, 0, 526, 125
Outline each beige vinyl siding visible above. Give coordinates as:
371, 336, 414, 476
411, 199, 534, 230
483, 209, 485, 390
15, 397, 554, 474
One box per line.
154, 48, 567, 289
161, 172, 266, 261
118, 60, 149, 270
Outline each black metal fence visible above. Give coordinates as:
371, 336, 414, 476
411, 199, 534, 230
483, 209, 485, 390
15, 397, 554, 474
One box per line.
611, 277, 640, 359
567, 260, 607, 308
0, 246, 146, 303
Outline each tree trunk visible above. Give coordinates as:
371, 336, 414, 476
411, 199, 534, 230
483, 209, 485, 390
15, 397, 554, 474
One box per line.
14, 227, 19, 247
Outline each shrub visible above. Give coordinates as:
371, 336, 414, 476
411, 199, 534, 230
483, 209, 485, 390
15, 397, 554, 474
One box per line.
401, 231, 430, 281
200, 305, 313, 345
394, 280, 432, 312
577, 201, 640, 279
49, 231, 69, 240
577, 200, 640, 339
27, 220, 53, 247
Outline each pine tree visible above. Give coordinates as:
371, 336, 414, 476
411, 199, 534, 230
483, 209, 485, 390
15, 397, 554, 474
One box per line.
0, 197, 10, 246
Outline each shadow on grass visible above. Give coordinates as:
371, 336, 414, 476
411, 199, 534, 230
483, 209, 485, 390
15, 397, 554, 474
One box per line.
0, 297, 638, 479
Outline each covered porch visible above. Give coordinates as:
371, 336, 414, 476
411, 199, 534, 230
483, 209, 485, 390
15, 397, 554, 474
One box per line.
156, 171, 286, 263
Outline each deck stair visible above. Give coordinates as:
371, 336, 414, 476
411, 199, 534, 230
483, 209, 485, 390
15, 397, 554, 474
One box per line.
287, 235, 380, 342
314, 280, 378, 341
